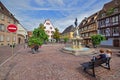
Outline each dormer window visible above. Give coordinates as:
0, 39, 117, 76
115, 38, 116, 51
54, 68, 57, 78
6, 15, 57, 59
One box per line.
102, 13, 105, 17
46, 22, 50, 25
83, 21, 86, 25
91, 17, 94, 22
114, 8, 118, 13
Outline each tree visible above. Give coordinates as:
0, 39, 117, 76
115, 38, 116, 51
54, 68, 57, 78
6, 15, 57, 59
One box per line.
33, 28, 48, 41
91, 34, 105, 48
28, 25, 48, 47
39, 23, 45, 30
28, 36, 43, 47
53, 28, 60, 42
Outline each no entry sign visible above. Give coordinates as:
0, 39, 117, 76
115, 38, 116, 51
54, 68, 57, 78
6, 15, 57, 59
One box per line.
7, 24, 17, 32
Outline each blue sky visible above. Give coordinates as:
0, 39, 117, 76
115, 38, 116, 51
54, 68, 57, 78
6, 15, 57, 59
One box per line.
1, 0, 112, 32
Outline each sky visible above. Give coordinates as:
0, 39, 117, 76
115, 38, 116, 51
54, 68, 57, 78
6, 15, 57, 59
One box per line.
1, 0, 112, 32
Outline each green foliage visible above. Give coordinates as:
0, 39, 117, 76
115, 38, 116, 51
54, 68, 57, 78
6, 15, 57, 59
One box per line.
91, 34, 105, 46
28, 36, 43, 46
53, 28, 60, 42
106, 8, 114, 16
33, 28, 48, 41
28, 24, 48, 47
64, 37, 69, 43
39, 23, 45, 30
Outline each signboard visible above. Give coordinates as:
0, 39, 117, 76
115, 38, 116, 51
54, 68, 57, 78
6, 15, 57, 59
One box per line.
7, 24, 17, 32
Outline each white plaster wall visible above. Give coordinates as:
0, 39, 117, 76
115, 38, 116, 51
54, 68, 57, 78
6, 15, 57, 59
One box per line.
44, 20, 55, 40
17, 24, 28, 38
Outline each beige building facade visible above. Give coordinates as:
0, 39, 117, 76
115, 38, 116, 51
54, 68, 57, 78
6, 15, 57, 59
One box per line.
0, 2, 27, 46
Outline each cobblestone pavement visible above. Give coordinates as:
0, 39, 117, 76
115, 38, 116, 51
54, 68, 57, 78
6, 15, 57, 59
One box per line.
0, 44, 120, 80
0, 44, 23, 65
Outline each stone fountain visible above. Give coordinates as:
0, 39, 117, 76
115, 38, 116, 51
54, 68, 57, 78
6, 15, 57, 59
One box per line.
62, 18, 95, 56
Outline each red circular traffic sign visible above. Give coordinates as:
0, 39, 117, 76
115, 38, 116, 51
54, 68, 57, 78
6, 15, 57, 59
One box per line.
7, 24, 17, 32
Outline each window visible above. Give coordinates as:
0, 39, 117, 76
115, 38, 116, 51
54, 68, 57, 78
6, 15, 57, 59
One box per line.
0, 24, 5, 31
13, 36, 16, 41
100, 19, 105, 27
114, 8, 118, 13
112, 16, 118, 25
86, 33, 88, 37
113, 27, 119, 34
101, 13, 105, 17
90, 17, 94, 22
106, 18, 110, 26
51, 31, 54, 34
0, 35, 4, 41
0, 13, 5, 20
8, 17, 11, 23
7, 36, 10, 41
10, 19, 13, 24
100, 29, 106, 35
46, 30, 50, 33
50, 27, 52, 29
46, 22, 50, 25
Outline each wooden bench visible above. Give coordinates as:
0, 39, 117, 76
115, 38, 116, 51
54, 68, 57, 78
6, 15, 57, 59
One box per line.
82, 58, 111, 77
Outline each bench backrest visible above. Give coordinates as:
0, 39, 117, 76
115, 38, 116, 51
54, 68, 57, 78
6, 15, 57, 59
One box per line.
93, 58, 111, 67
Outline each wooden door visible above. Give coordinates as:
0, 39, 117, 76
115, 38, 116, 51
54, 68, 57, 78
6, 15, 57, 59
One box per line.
113, 39, 119, 47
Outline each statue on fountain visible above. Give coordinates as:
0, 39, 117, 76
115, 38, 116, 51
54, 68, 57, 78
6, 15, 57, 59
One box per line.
72, 18, 83, 49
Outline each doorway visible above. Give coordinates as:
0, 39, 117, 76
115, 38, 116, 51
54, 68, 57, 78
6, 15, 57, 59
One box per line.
113, 39, 119, 47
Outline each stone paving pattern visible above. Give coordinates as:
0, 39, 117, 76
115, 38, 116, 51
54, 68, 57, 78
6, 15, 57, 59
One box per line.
0, 44, 120, 80
0, 45, 23, 64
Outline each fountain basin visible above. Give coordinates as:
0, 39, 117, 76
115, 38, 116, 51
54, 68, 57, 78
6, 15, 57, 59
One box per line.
62, 47, 95, 56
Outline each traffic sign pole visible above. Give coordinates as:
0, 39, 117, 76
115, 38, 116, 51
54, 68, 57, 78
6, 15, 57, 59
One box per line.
7, 24, 17, 56
12, 33, 14, 55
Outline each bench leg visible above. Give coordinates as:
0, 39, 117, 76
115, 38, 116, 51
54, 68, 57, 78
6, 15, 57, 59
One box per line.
105, 62, 110, 70
83, 67, 86, 71
107, 63, 110, 70
92, 68, 96, 77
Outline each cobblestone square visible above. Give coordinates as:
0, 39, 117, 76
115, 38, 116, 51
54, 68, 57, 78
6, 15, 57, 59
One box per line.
0, 44, 120, 80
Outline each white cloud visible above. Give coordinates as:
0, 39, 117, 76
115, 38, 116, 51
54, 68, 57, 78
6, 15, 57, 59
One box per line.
1, 0, 112, 32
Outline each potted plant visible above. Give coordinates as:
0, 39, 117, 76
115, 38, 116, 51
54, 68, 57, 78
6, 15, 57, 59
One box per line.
28, 25, 48, 53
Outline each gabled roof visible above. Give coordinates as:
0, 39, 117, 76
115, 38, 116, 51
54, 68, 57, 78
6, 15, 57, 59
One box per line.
62, 25, 75, 34
103, 0, 120, 11
103, 0, 115, 11
0, 1, 18, 22
98, 0, 120, 19
86, 12, 99, 24
78, 11, 99, 29
78, 18, 87, 29
43, 19, 55, 30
